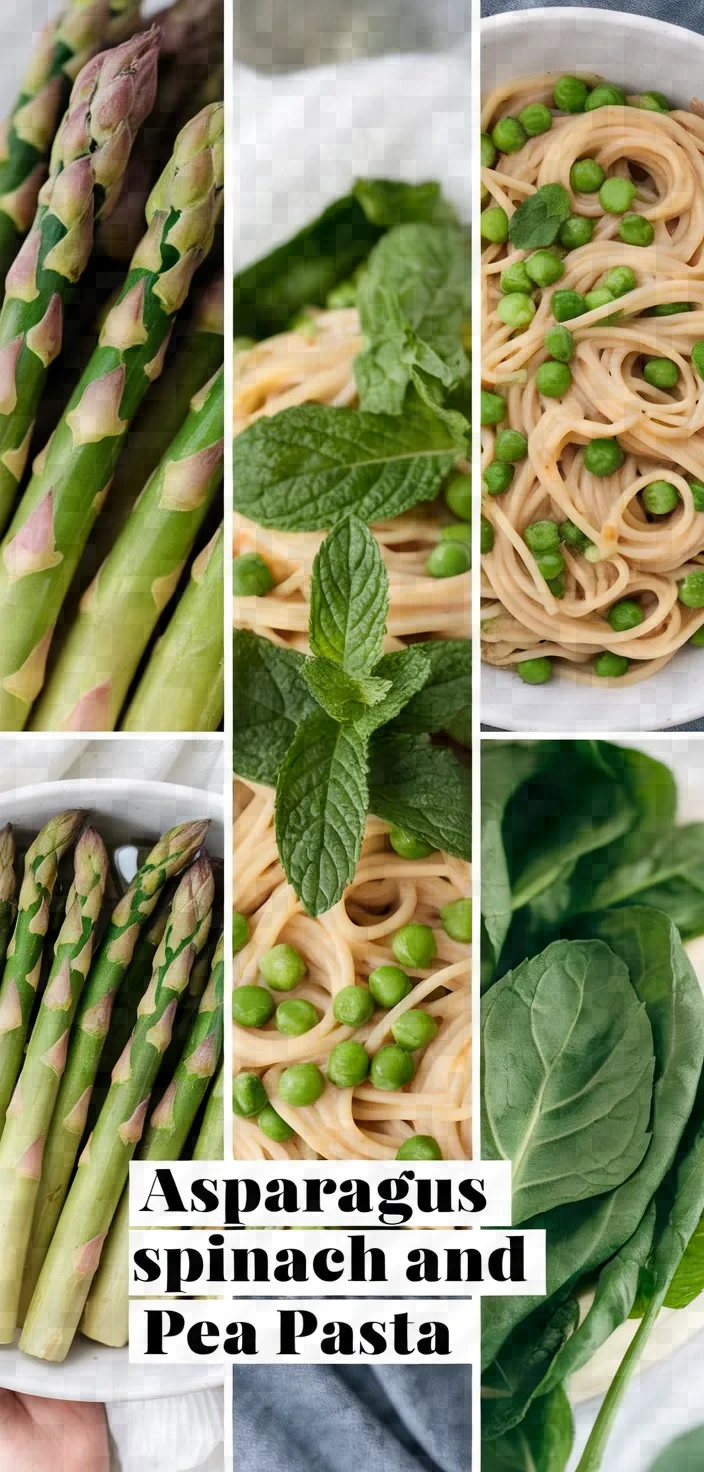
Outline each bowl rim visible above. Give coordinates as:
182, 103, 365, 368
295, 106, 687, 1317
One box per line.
482, 4, 704, 51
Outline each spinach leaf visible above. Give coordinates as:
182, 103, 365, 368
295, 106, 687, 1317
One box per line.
356, 648, 431, 735
301, 659, 391, 724
665, 1211, 704, 1308
232, 630, 316, 786
275, 710, 368, 916
482, 939, 655, 1223
352, 178, 460, 228
618, 824, 704, 940
570, 742, 678, 913
481, 742, 554, 988
482, 1295, 579, 1441
368, 732, 470, 859
309, 514, 388, 675
389, 638, 471, 743
508, 185, 572, 251
232, 402, 461, 532
484, 1384, 573, 1472
648, 1427, 704, 1471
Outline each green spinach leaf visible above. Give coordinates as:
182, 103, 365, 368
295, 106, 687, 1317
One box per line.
309, 514, 388, 675
482, 1296, 579, 1441
275, 710, 368, 916
368, 731, 470, 859
484, 1384, 574, 1472
648, 1426, 704, 1471
481, 742, 553, 989
352, 178, 460, 227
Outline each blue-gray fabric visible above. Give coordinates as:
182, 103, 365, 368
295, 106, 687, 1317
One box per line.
233, 1365, 471, 1471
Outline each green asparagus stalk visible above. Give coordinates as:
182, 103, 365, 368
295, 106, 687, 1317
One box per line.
80, 931, 224, 1347
193, 1060, 224, 1160
31, 365, 224, 730
156, 929, 215, 1087
0, 1, 143, 295
0, 100, 224, 730
0, 826, 108, 1342
121, 522, 224, 731
0, 28, 160, 539
0, 825, 17, 970
0, 810, 84, 1132
93, 885, 172, 1093
18, 817, 209, 1318
20, 854, 214, 1362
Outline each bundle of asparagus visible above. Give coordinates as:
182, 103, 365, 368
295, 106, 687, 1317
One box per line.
0, 1, 225, 732
0, 805, 223, 1361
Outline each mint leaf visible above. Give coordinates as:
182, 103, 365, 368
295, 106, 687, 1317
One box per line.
275, 710, 369, 915
357, 647, 431, 735
233, 630, 316, 785
310, 515, 388, 675
368, 732, 470, 858
232, 402, 461, 532
410, 368, 470, 444
390, 639, 471, 745
302, 657, 392, 724
509, 184, 571, 251
353, 178, 460, 228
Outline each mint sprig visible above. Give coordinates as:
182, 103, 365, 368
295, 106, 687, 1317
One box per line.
310, 516, 389, 675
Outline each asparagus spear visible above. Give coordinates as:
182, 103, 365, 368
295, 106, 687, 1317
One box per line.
0, 100, 224, 730
20, 854, 214, 1362
0, 27, 160, 539
0, 825, 16, 970
0, 810, 84, 1132
193, 1060, 224, 1160
121, 522, 224, 732
0, 0, 143, 295
80, 931, 224, 1347
32, 365, 224, 730
0, 826, 108, 1342
19, 817, 209, 1317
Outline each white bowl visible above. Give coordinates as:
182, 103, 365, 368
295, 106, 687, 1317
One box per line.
0, 779, 224, 1402
481, 7, 704, 731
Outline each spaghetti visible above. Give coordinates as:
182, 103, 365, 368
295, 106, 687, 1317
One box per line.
481, 74, 704, 685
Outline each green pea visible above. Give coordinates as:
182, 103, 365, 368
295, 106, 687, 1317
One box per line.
259, 943, 307, 991
368, 965, 413, 1008
392, 924, 437, 970
599, 177, 638, 214
517, 657, 552, 684
389, 826, 436, 859
233, 985, 275, 1029
481, 515, 495, 554
275, 999, 319, 1037
643, 358, 679, 390
570, 157, 605, 193
689, 627, 704, 647
494, 428, 528, 463
426, 541, 471, 578
583, 437, 625, 476
585, 84, 626, 110
603, 266, 637, 297
481, 389, 506, 425
691, 342, 704, 381
552, 289, 586, 322
524, 520, 560, 554
500, 260, 533, 294
525, 250, 565, 287
492, 116, 527, 154
652, 302, 693, 316
594, 652, 629, 677
607, 599, 644, 631
233, 1072, 268, 1118
518, 102, 553, 136
547, 575, 565, 598
688, 478, 704, 512
679, 572, 704, 608
497, 292, 537, 330
554, 76, 589, 113
370, 1044, 416, 1091
536, 360, 572, 397
635, 91, 670, 112
484, 461, 515, 496
327, 1040, 370, 1088
444, 472, 472, 521
536, 550, 565, 580
233, 553, 275, 597
480, 132, 498, 168
278, 1062, 325, 1107
619, 214, 654, 247
481, 206, 509, 243
333, 985, 375, 1027
258, 1104, 294, 1142
559, 215, 594, 249
560, 519, 590, 551
584, 287, 615, 313
233, 910, 249, 954
396, 1135, 443, 1160
441, 523, 471, 543
544, 325, 574, 362
392, 1009, 439, 1050
440, 898, 472, 943
642, 480, 679, 515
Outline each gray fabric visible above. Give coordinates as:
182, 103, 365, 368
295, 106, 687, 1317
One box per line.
233, 1366, 471, 1472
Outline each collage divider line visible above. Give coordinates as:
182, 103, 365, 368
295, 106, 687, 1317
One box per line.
470, 2, 483, 1467
223, 0, 234, 1458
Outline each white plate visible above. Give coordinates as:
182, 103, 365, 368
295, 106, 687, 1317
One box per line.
0, 779, 224, 1401
481, 7, 704, 731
